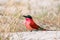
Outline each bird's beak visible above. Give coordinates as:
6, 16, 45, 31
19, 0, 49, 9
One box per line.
23, 15, 27, 18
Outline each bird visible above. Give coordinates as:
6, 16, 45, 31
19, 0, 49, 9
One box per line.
23, 15, 47, 31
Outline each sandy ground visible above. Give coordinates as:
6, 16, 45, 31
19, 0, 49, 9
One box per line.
0, 31, 60, 40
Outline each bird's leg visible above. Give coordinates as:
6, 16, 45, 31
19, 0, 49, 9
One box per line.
32, 29, 38, 31
30, 30, 32, 32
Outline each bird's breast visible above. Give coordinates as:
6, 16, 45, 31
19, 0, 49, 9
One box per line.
25, 21, 34, 30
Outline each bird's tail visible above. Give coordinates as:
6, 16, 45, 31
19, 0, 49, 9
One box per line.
38, 27, 47, 31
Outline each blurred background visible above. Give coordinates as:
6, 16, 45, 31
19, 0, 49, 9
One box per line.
0, 0, 60, 32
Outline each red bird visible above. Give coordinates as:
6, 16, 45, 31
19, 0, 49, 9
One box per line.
23, 15, 46, 31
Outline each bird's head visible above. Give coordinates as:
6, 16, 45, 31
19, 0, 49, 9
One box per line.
23, 15, 32, 21
23, 15, 32, 19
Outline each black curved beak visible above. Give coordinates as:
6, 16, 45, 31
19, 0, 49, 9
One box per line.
23, 15, 27, 18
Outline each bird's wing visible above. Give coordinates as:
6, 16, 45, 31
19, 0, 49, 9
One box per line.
30, 22, 46, 30
30, 22, 40, 29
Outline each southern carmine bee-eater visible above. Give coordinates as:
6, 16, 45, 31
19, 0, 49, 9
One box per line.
23, 15, 47, 31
